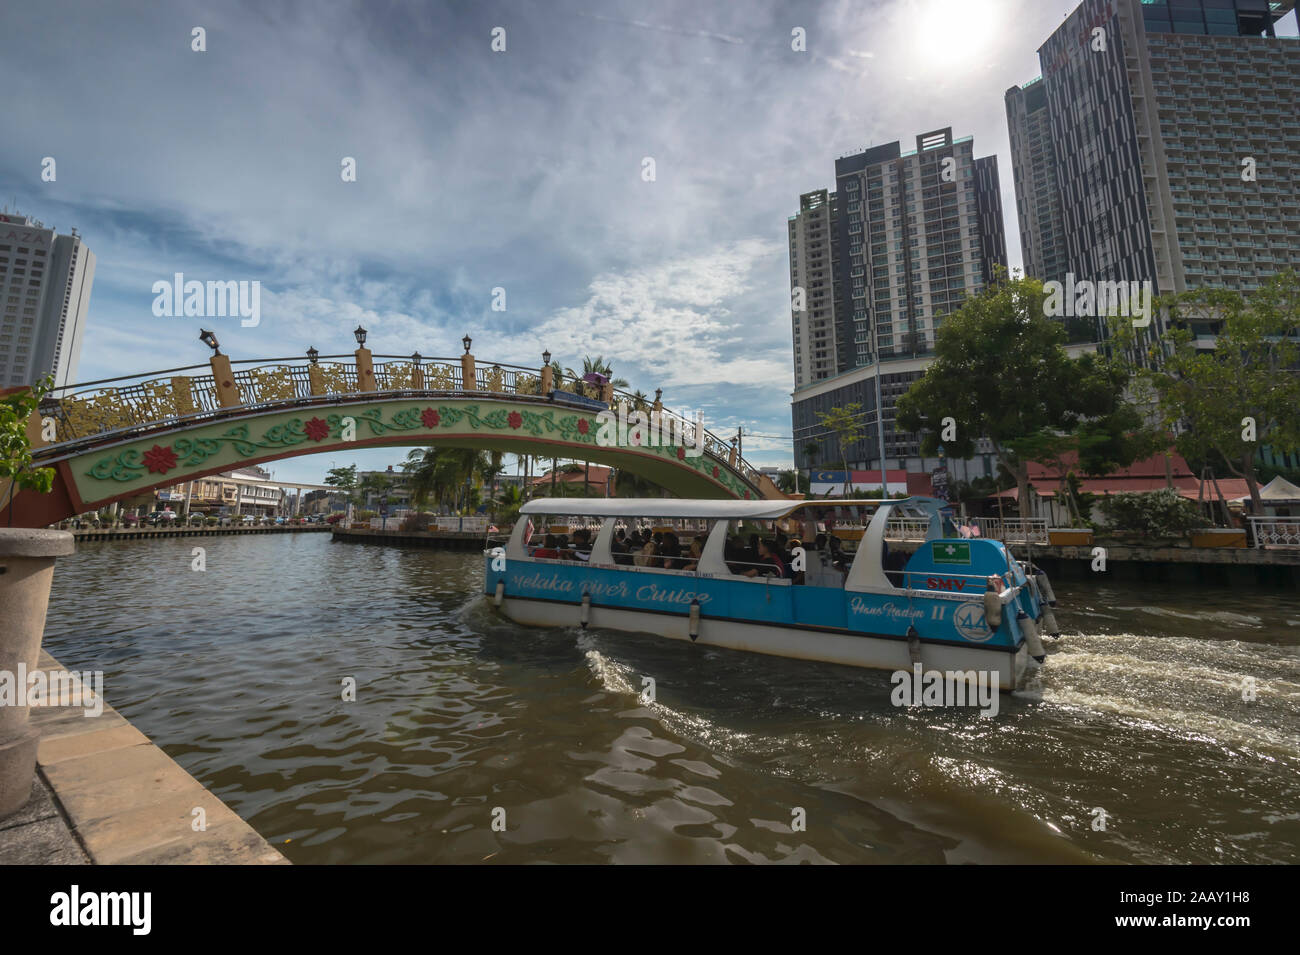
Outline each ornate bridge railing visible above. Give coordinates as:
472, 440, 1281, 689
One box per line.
31, 355, 766, 493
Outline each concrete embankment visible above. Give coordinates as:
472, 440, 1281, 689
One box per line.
330, 526, 493, 550
68, 524, 332, 542
0, 652, 287, 865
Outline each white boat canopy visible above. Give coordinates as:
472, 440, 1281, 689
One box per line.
519, 496, 943, 521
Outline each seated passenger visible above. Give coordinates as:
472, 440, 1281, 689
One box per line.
532, 534, 561, 559
680, 537, 704, 573
660, 532, 683, 569
634, 540, 659, 567
744, 539, 788, 579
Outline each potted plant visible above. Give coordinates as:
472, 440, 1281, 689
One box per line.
1095, 488, 1205, 547
0, 377, 76, 818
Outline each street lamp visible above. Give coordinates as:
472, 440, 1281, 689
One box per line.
462, 334, 472, 354
199, 328, 221, 355
542, 349, 551, 366
654, 388, 662, 403
306, 346, 319, 365
411, 351, 422, 364
353, 325, 367, 347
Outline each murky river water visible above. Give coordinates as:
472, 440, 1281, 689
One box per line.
41, 533, 1300, 864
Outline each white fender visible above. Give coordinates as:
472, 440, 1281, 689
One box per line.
1036, 569, 1057, 606
494, 580, 505, 608
983, 587, 1003, 632
580, 593, 591, 629
1041, 604, 1061, 639
688, 598, 701, 641
1018, 610, 1045, 662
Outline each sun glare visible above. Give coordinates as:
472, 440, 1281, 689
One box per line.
914, 0, 1005, 73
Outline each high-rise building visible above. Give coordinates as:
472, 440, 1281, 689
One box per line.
789, 128, 1008, 482
788, 189, 839, 388
1010, 0, 1299, 304
0, 211, 95, 390
1004, 78, 1070, 284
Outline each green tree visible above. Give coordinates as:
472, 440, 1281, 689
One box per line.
816, 403, 865, 496
896, 271, 1148, 515
324, 464, 359, 506
2, 377, 55, 517
1136, 271, 1300, 515
776, 469, 810, 495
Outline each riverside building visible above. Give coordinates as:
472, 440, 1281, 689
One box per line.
0, 211, 96, 390
788, 128, 1008, 486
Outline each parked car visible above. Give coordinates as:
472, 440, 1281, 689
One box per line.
240, 515, 255, 525
146, 510, 179, 526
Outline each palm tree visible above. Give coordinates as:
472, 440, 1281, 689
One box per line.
404, 447, 491, 512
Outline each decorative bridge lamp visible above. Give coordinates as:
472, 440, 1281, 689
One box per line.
541, 350, 553, 394
461, 335, 476, 392
306, 346, 325, 396
353, 325, 375, 393
411, 351, 425, 390
201, 329, 241, 409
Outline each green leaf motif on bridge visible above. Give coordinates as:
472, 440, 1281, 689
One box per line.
80, 400, 752, 496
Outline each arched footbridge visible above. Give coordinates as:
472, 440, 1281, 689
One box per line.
3, 347, 784, 528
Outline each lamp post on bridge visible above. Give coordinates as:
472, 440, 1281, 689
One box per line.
461, 335, 476, 391
354, 326, 375, 393
200, 329, 241, 409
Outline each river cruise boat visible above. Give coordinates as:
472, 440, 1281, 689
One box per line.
484, 497, 1060, 691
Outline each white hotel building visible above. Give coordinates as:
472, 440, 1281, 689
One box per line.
0, 211, 96, 390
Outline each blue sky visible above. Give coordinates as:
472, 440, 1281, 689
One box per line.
4, 0, 1293, 485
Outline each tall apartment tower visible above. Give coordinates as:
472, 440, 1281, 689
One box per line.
1004, 78, 1070, 284
0, 212, 96, 390
1011, 0, 1299, 303
788, 189, 839, 388
789, 128, 1008, 482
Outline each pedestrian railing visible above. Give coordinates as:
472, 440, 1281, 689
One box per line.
971, 517, 1050, 544
884, 518, 933, 540
1248, 517, 1300, 548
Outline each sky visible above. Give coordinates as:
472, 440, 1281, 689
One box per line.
4, 0, 1293, 485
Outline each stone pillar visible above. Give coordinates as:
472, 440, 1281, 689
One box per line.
601, 381, 614, 403
461, 352, 477, 391
25, 406, 47, 450
355, 348, 376, 392
540, 363, 553, 395
412, 361, 425, 390
308, 364, 326, 396
728, 442, 738, 467
209, 354, 242, 408
0, 528, 75, 818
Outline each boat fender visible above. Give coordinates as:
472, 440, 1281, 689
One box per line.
688, 598, 701, 642
494, 580, 505, 608
1041, 604, 1062, 640
1036, 569, 1058, 607
906, 625, 922, 666
983, 578, 1003, 633
1018, 609, 1046, 663
580, 593, 591, 629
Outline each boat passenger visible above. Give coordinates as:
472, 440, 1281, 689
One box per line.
744, 539, 787, 579
533, 534, 561, 560
660, 532, 683, 569
680, 537, 704, 573
634, 540, 659, 567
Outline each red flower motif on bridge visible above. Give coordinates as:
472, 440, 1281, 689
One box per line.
507, 412, 523, 430
577, 418, 589, 435
421, 407, 440, 428
712, 465, 720, 479
743, 490, 751, 499
676, 446, 686, 461
143, 444, 178, 475
304, 417, 330, 442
